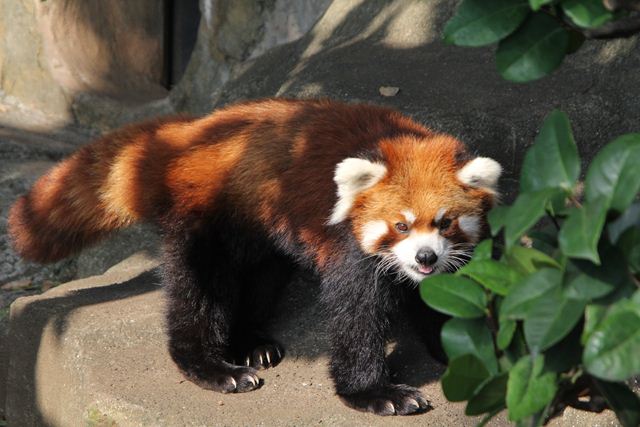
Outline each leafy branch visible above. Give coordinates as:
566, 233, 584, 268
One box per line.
443, 0, 640, 82
421, 110, 640, 426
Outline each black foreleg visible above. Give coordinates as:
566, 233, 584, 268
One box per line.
321, 252, 431, 416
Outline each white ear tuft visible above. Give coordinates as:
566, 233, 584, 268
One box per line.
327, 158, 387, 225
457, 157, 502, 192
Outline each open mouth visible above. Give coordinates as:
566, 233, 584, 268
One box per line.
414, 264, 435, 275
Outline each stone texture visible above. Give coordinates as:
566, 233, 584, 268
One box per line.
170, 0, 331, 115
0, 0, 331, 129
4, 254, 623, 426
0, 0, 167, 120
3, 253, 480, 426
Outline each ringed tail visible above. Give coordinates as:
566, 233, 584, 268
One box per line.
7, 116, 193, 263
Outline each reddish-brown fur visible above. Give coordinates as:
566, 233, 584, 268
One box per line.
8, 98, 491, 266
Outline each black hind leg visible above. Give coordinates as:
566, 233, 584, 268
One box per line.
230, 251, 294, 369
162, 223, 260, 393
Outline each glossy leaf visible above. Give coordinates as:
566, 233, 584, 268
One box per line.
488, 205, 509, 236
520, 110, 579, 193
582, 304, 608, 345
473, 239, 493, 261
563, 246, 627, 300
595, 380, 640, 427
501, 268, 561, 319
503, 188, 562, 250
497, 318, 517, 350
465, 373, 508, 416
608, 203, 640, 243
442, 354, 491, 401
504, 245, 561, 275
441, 318, 498, 374
543, 324, 582, 373
529, 0, 552, 10
561, 0, 615, 29
559, 197, 608, 264
420, 275, 487, 318
617, 227, 640, 274
496, 13, 569, 82
444, 0, 530, 46
583, 301, 640, 381
523, 286, 586, 352
584, 134, 640, 213
457, 259, 523, 296
506, 355, 557, 421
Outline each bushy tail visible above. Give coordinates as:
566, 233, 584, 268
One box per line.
7, 117, 187, 263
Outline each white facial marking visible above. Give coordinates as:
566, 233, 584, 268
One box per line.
328, 158, 387, 224
435, 208, 447, 223
360, 220, 389, 253
458, 215, 481, 242
391, 230, 449, 283
457, 157, 502, 192
402, 210, 416, 224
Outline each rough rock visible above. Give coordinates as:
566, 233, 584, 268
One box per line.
0, 0, 167, 120
0, 0, 331, 129
3, 254, 622, 426
3, 253, 473, 426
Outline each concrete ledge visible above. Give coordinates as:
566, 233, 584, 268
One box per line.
4, 253, 620, 426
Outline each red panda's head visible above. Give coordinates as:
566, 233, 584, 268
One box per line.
328, 134, 502, 283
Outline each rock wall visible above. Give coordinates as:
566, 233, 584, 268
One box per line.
0, 0, 331, 127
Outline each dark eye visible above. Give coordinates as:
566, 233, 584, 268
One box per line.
395, 222, 409, 233
439, 218, 452, 230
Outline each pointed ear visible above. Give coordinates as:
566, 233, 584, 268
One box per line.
328, 158, 387, 225
457, 157, 502, 192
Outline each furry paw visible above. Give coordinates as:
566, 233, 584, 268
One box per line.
338, 384, 432, 416
237, 343, 284, 369
182, 362, 261, 393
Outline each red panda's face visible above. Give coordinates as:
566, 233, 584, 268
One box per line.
328, 136, 502, 283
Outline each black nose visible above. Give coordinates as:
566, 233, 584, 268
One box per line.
416, 248, 438, 266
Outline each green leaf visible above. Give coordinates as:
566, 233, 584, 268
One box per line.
594, 380, 640, 427
504, 188, 563, 250
563, 246, 627, 300
558, 198, 608, 264
529, 0, 553, 10
488, 205, 509, 236
523, 286, 586, 352
520, 110, 579, 193
466, 373, 508, 416
506, 355, 558, 421
457, 259, 523, 296
561, 0, 615, 29
501, 268, 562, 319
583, 300, 640, 381
582, 304, 608, 345
441, 318, 498, 374
497, 318, 517, 350
444, 0, 530, 46
420, 275, 487, 318
442, 354, 491, 401
584, 134, 640, 213
617, 227, 640, 274
496, 13, 569, 82
504, 245, 561, 275
543, 323, 582, 373
473, 239, 493, 261
608, 203, 640, 243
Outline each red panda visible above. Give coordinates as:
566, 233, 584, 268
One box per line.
8, 98, 501, 416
